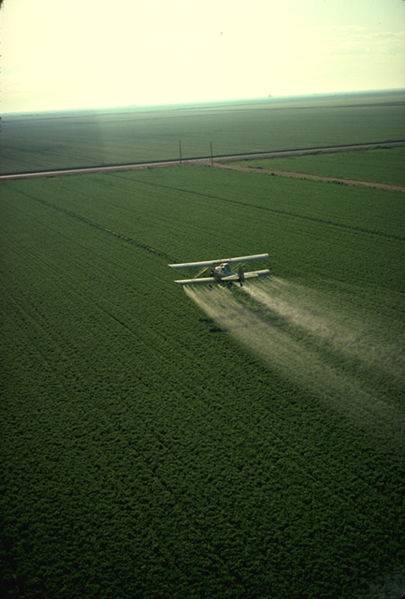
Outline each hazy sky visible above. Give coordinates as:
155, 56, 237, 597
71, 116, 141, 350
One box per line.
2, 0, 405, 112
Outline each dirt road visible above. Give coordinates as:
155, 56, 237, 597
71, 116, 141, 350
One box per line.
214, 163, 405, 193
1, 139, 404, 182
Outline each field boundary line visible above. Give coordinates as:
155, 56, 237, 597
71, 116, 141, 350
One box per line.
214, 163, 405, 193
1, 139, 405, 181
109, 173, 405, 242
12, 187, 178, 262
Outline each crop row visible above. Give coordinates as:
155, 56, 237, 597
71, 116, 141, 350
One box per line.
1, 166, 404, 597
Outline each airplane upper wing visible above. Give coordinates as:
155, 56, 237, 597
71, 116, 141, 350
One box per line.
169, 253, 269, 270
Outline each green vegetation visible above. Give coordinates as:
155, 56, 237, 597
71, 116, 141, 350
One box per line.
1, 90, 405, 174
234, 147, 405, 186
1, 165, 404, 597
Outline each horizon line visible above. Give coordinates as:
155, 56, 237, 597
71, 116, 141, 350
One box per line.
3, 86, 405, 116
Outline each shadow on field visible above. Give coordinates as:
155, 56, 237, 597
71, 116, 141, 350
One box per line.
185, 278, 405, 439
199, 317, 226, 333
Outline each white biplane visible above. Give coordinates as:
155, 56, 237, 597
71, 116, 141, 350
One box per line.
169, 253, 270, 286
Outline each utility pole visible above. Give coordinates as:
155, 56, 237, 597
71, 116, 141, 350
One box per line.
178, 140, 182, 164
209, 141, 213, 167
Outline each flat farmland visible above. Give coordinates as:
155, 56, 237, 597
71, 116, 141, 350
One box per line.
1, 90, 405, 174
1, 165, 404, 598
233, 147, 405, 187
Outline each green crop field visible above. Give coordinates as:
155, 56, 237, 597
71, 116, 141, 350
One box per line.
1, 165, 404, 598
233, 147, 405, 186
1, 89, 405, 174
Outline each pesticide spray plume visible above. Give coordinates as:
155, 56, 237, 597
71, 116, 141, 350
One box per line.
184, 280, 404, 439
244, 278, 405, 384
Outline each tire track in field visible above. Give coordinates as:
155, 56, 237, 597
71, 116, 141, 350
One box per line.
12, 188, 178, 263
111, 173, 405, 243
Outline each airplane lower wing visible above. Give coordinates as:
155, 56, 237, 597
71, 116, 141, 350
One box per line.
174, 276, 216, 285
169, 253, 268, 270
174, 269, 270, 285
237, 268, 270, 280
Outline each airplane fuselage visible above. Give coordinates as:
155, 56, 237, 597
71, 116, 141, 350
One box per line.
212, 262, 233, 280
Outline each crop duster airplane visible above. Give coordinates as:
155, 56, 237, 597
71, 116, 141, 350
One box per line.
169, 253, 270, 286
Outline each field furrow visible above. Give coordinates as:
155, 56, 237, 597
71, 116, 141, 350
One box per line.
1, 160, 404, 597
